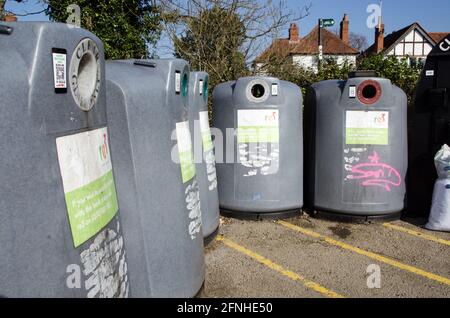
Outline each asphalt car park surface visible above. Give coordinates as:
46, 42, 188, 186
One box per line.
198, 213, 450, 298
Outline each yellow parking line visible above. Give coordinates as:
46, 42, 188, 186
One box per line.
278, 220, 450, 287
383, 223, 450, 246
216, 235, 345, 298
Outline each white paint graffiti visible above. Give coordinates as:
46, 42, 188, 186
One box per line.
205, 150, 218, 191
344, 148, 368, 177
185, 179, 202, 240
80, 220, 129, 298
238, 143, 279, 177
344, 156, 360, 164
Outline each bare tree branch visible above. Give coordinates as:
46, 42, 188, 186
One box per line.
332, 27, 369, 52
159, 0, 310, 63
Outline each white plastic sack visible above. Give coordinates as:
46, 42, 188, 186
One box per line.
425, 179, 450, 232
434, 144, 450, 179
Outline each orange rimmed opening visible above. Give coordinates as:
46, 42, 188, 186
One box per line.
357, 80, 382, 105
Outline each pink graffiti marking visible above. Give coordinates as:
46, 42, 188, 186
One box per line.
347, 151, 401, 192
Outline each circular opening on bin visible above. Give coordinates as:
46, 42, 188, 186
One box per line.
362, 84, 377, 100
251, 84, 266, 99
70, 38, 101, 111
77, 52, 97, 103
246, 80, 270, 102
357, 80, 382, 105
181, 73, 189, 98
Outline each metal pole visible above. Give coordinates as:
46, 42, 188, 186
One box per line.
318, 18, 323, 72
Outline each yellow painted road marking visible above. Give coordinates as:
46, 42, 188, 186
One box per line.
278, 220, 450, 287
216, 235, 344, 298
383, 222, 450, 246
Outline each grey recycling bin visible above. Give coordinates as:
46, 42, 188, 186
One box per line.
106, 59, 205, 298
408, 34, 450, 217
188, 72, 220, 245
0, 22, 128, 297
213, 77, 303, 219
304, 71, 408, 219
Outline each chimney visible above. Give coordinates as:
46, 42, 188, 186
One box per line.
340, 14, 349, 45
3, 14, 17, 22
375, 16, 385, 53
289, 23, 299, 42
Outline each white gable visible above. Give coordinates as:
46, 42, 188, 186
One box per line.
405, 43, 414, 55
400, 26, 431, 44
424, 43, 433, 55
405, 31, 414, 42
414, 30, 424, 42
388, 25, 435, 59
414, 44, 422, 56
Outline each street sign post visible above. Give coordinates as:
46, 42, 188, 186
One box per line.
320, 19, 335, 28
318, 45, 323, 61
318, 18, 335, 68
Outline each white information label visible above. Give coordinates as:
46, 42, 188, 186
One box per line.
175, 72, 181, 93
237, 109, 279, 128
52, 52, 67, 89
349, 85, 356, 98
56, 128, 113, 192
56, 127, 118, 247
199, 111, 210, 135
237, 109, 279, 143
176, 121, 193, 153
346, 111, 389, 145
199, 79, 204, 96
426, 70, 435, 77
176, 121, 196, 183
271, 83, 278, 96
346, 111, 389, 129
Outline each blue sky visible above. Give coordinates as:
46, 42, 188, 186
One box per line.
285, 0, 450, 41
5, 0, 450, 56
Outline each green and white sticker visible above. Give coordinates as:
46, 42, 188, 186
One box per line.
52, 52, 67, 89
176, 121, 196, 183
346, 111, 389, 145
56, 127, 119, 248
237, 109, 279, 143
199, 111, 213, 152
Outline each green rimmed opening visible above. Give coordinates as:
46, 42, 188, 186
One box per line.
181, 72, 189, 98
202, 76, 209, 103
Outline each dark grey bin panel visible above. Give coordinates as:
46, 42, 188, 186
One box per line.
212, 77, 303, 216
188, 72, 220, 240
106, 59, 205, 298
305, 77, 408, 216
408, 35, 450, 217
0, 22, 128, 297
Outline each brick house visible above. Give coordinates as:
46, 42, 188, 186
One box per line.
255, 14, 359, 72
0, 14, 17, 22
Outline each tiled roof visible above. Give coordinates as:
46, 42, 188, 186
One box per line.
429, 32, 450, 43
291, 27, 358, 55
255, 38, 300, 62
255, 26, 358, 63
